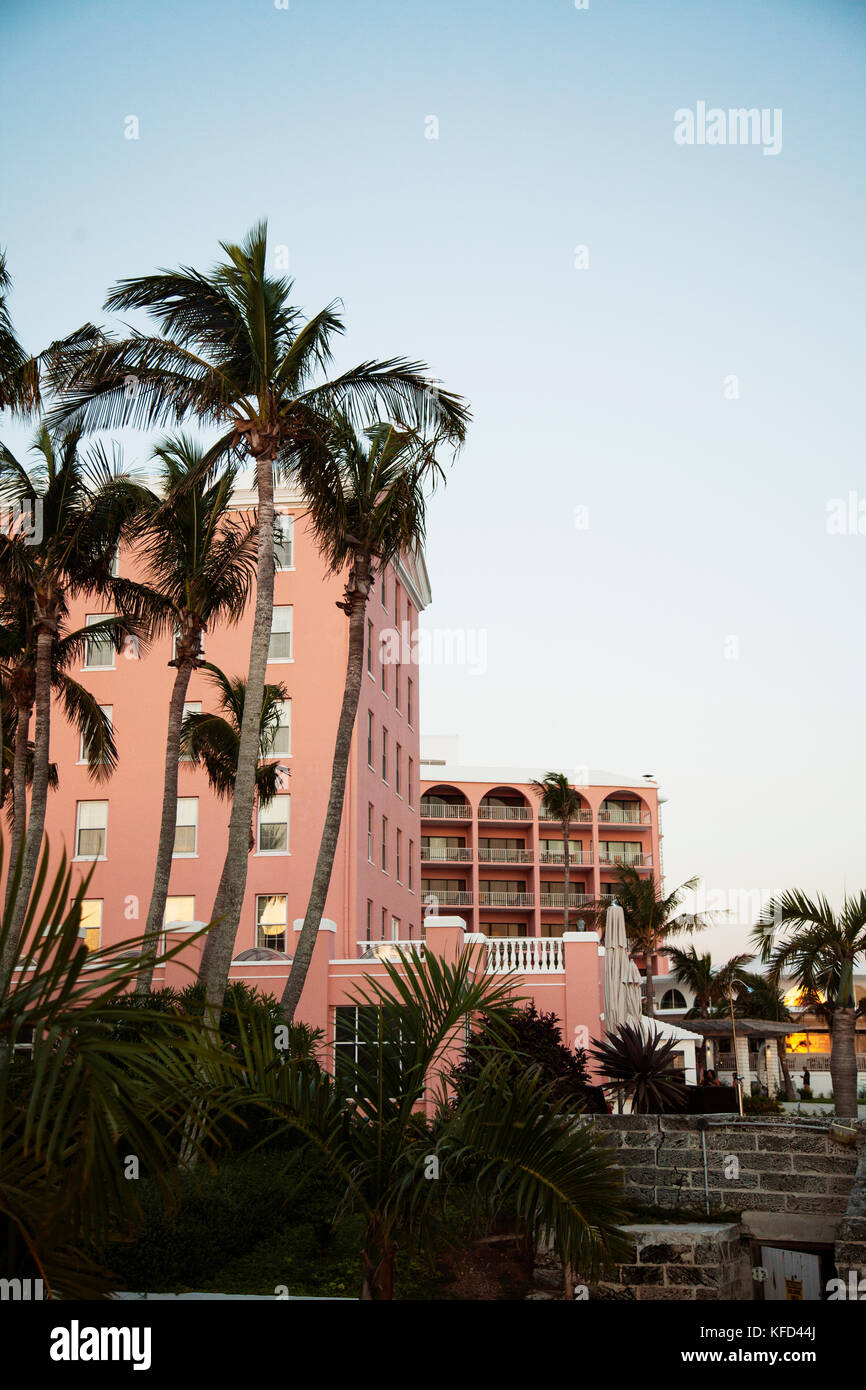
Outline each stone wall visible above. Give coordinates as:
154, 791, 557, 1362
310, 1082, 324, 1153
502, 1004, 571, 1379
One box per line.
589, 1223, 748, 1301
834, 1136, 866, 1283
588, 1114, 864, 1221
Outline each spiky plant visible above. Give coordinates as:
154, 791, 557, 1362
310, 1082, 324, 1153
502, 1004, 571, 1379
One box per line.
590, 1021, 687, 1114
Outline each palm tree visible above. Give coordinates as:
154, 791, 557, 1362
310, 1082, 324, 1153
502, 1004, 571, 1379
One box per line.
133, 437, 258, 994
667, 945, 752, 1076
50, 221, 469, 1023
0, 426, 147, 989
236, 945, 631, 1299
0, 249, 38, 415
178, 661, 289, 983
612, 866, 709, 1017
752, 891, 866, 1118
732, 970, 796, 1099
530, 772, 583, 935
0, 839, 247, 1297
277, 420, 450, 1020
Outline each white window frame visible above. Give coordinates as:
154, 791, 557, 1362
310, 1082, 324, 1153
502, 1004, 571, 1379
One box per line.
268, 605, 293, 663
83, 614, 115, 670
271, 698, 292, 757
256, 893, 288, 950
257, 795, 290, 855
173, 797, 199, 857
79, 705, 113, 764
75, 800, 108, 861
79, 898, 103, 951
274, 513, 295, 571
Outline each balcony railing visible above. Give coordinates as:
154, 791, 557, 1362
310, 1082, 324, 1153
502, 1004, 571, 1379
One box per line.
421, 890, 473, 906
477, 847, 534, 863
420, 846, 473, 863
598, 852, 653, 868
477, 891, 534, 908
539, 849, 592, 865
538, 809, 592, 823
539, 893, 596, 908
486, 937, 564, 975
420, 802, 472, 820
598, 807, 652, 825
478, 805, 532, 821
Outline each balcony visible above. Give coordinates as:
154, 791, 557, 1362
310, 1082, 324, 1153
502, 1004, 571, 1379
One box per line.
598, 807, 651, 825
421, 890, 473, 907
420, 846, 473, 863
486, 937, 564, 975
598, 851, 653, 868
477, 891, 535, 909
420, 801, 472, 821
477, 847, 534, 864
538, 809, 592, 823
539, 849, 593, 865
539, 893, 597, 908
478, 805, 532, 822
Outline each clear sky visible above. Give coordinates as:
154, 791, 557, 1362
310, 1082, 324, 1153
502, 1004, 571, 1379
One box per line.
2, 0, 864, 959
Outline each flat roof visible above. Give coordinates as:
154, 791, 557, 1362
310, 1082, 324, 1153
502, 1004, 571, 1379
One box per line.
419, 763, 657, 791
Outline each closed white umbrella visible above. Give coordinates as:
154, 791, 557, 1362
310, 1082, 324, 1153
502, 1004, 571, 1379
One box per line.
624, 956, 644, 1023
603, 902, 632, 1037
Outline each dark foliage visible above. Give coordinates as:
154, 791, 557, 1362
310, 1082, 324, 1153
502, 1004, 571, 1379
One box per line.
452, 1004, 607, 1113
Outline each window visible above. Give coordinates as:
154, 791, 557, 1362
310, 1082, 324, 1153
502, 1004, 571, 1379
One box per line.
268, 606, 293, 661
408, 757, 414, 807
109, 547, 120, 578
381, 568, 387, 608
380, 636, 387, 694
334, 1003, 413, 1095
274, 513, 294, 570
394, 580, 400, 624
407, 677, 414, 727
395, 744, 401, 796
179, 701, 201, 761
76, 800, 108, 858
79, 899, 102, 951
367, 803, 374, 861
79, 705, 113, 763
381, 816, 388, 871
382, 727, 388, 782
271, 699, 291, 756
172, 627, 204, 662
391, 915, 400, 941
381, 907, 387, 936
84, 614, 114, 669
367, 711, 374, 767
366, 899, 373, 942
367, 620, 373, 676
408, 840, 414, 890
258, 795, 290, 853
173, 797, 198, 855
165, 895, 195, 925
396, 829, 402, 882
257, 894, 288, 951
395, 660, 401, 712
660, 989, 687, 1011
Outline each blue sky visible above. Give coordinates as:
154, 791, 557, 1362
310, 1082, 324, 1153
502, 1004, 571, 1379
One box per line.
2, 0, 865, 955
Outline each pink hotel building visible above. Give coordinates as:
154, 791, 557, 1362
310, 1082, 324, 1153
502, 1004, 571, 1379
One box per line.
27, 479, 667, 1067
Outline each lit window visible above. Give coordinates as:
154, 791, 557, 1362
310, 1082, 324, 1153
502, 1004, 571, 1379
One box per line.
79, 898, 102, 950
79, 705, 113, 763
173, 797, 198, 855
257, 894, 288, 950
75, 801, 108, 858
268, 606, 293, 661
274, 513, 294, 570
84, 614, 115, 669
165, 895, 195, 925
258, 795, 290, 853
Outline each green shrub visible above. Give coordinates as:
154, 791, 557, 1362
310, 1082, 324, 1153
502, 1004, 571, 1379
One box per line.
743, 1094, 782, 1115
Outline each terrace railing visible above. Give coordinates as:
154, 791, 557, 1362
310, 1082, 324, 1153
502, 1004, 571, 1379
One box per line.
476, 847, 534, 863
477, 891, 535, 908
420, 802, 472, 820
486, 937, 565, 975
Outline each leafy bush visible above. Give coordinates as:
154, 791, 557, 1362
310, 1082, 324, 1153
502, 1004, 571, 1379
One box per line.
452, 1004, 607, 1112
743, 1094, 782, 1115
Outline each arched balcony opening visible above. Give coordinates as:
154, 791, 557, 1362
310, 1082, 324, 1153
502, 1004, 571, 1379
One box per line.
597, 791, 652, 827
420, 784, 472, 822
478, 786, 532, 823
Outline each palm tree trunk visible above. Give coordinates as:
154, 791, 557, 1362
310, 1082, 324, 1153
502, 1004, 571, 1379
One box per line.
562, 820, 570, 936
643, 946, 655, 1017
136, 659, 194, 995
196, 854, 230, 984
6, 628, 52, 956
360, 1225, 397, 1300
830, 1006, 857, 1119
776, 1038, 796, 1101
200, 449, 276, 1014
280, 558, 370, 1021
3, 699, 30, 916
